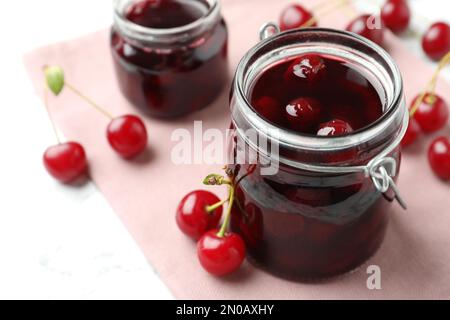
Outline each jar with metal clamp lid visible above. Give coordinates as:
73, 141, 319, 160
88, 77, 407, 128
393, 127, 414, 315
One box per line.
227, 25, 408, 280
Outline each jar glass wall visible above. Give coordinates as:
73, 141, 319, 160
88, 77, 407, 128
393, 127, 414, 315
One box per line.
228, 28, 407, 280
111, 0, 229, 118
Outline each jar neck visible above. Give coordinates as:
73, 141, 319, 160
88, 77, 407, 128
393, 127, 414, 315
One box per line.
113, 0, 221, 48
231, 28, 407, 168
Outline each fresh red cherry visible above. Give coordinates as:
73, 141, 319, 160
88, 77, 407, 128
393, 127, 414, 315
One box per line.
428, 136, 450, 180
422, 22, 450, 61
285, 97, 322, 131
401, 117, 421, 147
317, 119, 354, 136
107, 115, 148, 158
43, 142, 88, 183
346, 14, 384, 46
381, 0, 411, 34
411, 93, 449, 133
279, 4, 317, 31
176, 190, 223, 241
284, 54, 327, 85
254, 96, 284, 124
197, 230, 246, 276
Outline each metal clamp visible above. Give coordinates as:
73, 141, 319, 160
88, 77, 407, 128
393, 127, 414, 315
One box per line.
368, 157, 407, 210
259, 22, 280, 41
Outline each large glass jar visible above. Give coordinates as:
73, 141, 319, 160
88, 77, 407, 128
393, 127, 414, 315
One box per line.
111, 0, 228, 118
228, 27, 408, 281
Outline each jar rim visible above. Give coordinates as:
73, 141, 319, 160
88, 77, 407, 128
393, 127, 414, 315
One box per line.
232, 27, 406, 152
113, 0, 221, 44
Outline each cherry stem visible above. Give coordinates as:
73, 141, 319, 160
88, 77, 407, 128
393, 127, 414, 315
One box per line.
65, 82, 114, 120
312, 0, 352, 13
217, 181, 235, 238
410, 51, 450, 116
427, 52, 450, 95
206, 198, 228, 214
235, 165, 256, 187
43, 84, 61, 144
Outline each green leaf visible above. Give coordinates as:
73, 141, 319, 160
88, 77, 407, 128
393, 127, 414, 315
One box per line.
45, 66, 65, 96
203, 174, 224, 186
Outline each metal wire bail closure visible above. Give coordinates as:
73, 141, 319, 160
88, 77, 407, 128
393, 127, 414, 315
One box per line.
368, 157, 407, 210
253, 22, 408, 211
259, 22, 280, 41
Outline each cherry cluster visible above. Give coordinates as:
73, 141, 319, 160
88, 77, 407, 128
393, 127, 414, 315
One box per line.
176, 172, 246, 276
402, 53, 450, 180
42, 66, 148, 183
278, 0, 450, 180
279, 0, 450, 61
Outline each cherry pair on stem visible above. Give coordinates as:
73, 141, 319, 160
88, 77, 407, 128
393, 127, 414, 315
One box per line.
176, 171, 246, 277
42, 66, 148, 183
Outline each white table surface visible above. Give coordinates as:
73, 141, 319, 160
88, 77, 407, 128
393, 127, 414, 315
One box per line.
0, 0, 448, 300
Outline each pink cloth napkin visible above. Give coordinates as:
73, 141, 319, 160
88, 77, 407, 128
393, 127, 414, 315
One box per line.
25, 0, 450, 299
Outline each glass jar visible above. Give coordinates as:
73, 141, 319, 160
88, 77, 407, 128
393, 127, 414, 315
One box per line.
228, 27, 408, 281
111, 0, 228, 118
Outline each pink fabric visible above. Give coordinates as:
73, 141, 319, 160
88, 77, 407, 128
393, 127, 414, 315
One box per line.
24, 0, 450, 299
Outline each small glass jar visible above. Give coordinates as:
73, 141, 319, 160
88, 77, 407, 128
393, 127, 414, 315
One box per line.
228, 27, 408, 280
111, 0, 228, 118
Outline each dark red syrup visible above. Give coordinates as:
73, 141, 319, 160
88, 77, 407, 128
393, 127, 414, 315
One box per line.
250, 54, 383, 136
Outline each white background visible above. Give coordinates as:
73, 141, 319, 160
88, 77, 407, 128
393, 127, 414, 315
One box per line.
0, 0, 448, 300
